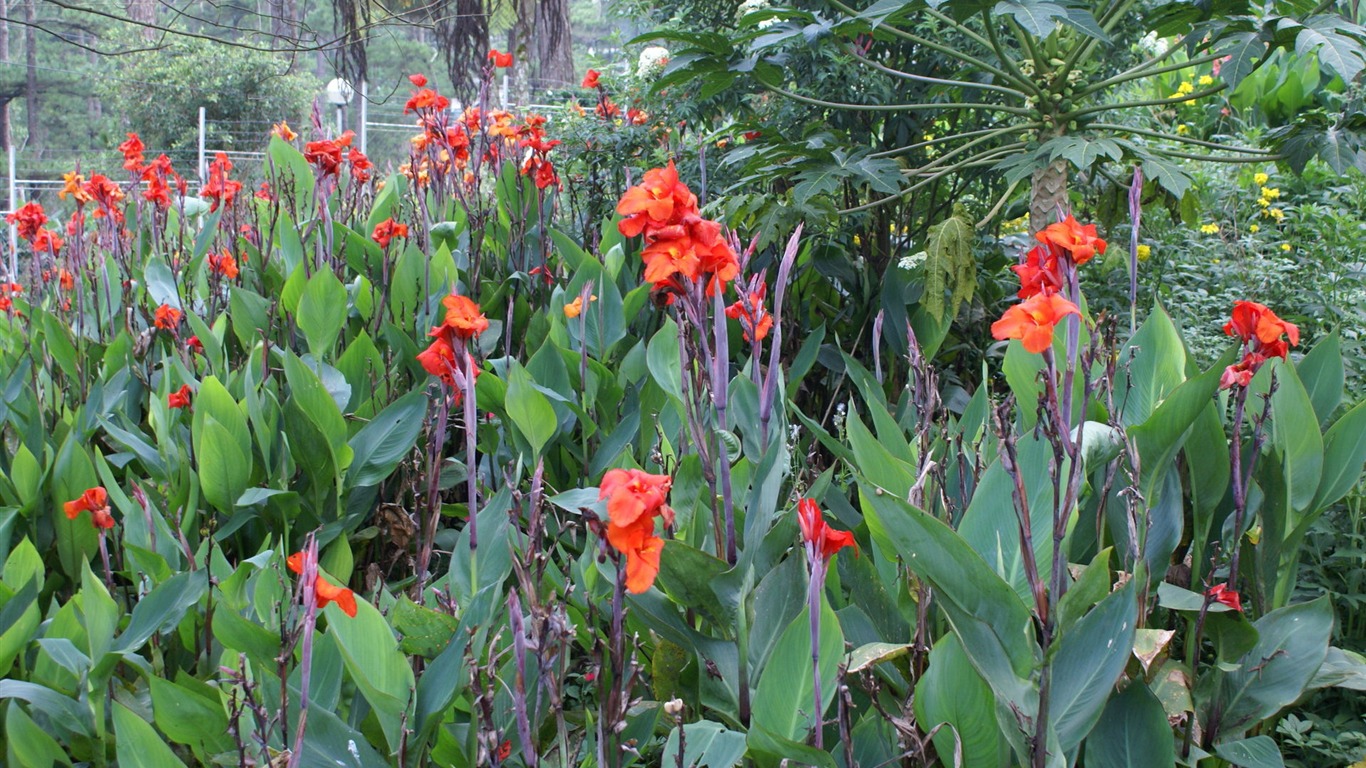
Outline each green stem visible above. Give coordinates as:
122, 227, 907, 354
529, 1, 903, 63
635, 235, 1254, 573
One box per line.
1079, 50, 1224, 97
849, 45, 1029, 98
1088, 122, 1274, 153
984, 12, 1045, 97
1066, 84, 1226, 120
826, 0, 1037, 93
870, 124, 1038, 159
755, 75, 1033, 114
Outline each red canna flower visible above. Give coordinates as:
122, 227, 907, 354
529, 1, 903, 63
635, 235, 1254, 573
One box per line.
725, 282, 773, 342
1011, 244, 1064, 299
595, 98, 621, 120
59, 269, 75, 292
118, 133, 146, 173
497, 741, 512, 761
408, 73, 428, 87
348, 148, 374, 183
440, 294, 489, 340
187, 335, 204, 355
796, 498, 857, 560
582, 69, 601, 89
1036, 215, 1107, 265
32, 229, 63, 255
304, 132, 355, 177
372, 218, 409, 249
286, 552, 359, 617
1206, 583, 1243, 612
627, 107, 649, 125
65, 487, 115, 529
154, 304, 182, 331
207, 250, 240, 279
488, 49, 513, 68
168, 384, 192, 409
743, 130, 762, 140
617, 161, 738, 293
200, 153, 242, 213
6, 201, 46, 242
405, 86, 451, 114
1219, 301, 1299, 389
991, 293, 1081, 354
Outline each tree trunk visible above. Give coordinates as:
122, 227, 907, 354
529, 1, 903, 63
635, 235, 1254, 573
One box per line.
534, 0, 573, 92
1, 2, 9, 152
125, 0, 158, 40
1030, 160, 1068, 234
23, 0, 38, 156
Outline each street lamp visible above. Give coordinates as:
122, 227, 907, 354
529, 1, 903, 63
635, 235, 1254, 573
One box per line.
325, 78, 354, 135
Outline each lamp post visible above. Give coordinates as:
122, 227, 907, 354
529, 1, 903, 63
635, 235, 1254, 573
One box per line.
324, 78, 354, 135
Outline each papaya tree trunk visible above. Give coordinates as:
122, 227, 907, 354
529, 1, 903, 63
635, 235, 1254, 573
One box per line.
1030, 159, 1069, 233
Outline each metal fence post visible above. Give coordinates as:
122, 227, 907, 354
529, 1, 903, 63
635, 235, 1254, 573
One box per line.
7, 143, 15, 280
359, 79, 368, 155
198, 106, 206, 184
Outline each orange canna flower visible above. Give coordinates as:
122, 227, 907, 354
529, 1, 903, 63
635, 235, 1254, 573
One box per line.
59, 172, 92, 204
598, 468, 675, 593
64, 486, 115, 529
582, 69, 601, 89
796, 498, 857, 560
725, 283, 773, 342
1219, 301, 1299, 389
286, 552, 359, 617
617, 161, 694, 238
6, 201, 46, 242
372, 218, 409, 249
59, 269, 75, 292
154, 304, 182, 331
441, 294, 489, 340
1011, 244, 1064, 299
168, 384, 192, 409
118, 133, 146, 173
990, 293, 1081, 354
409, 73, 428, 87
207, 250, 240, 280
564, 296, 584, 318
272, 121, 298, 141
488, 49, 513, 68
1036, 215, 1107, 265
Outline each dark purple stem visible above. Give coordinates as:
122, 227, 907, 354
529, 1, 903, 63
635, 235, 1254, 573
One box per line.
759, 224, 804, 445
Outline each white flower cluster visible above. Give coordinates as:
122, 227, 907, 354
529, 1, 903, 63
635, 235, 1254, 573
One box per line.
637, 46, 671, 79
898, 250, 928, 270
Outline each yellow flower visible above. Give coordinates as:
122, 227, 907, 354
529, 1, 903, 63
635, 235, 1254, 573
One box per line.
1177, 81, 1194, 94
1281, 243, 1292, 252
1269, 208, 1284, 221
1176, 124, 1190, 135
1200, 223, 1219, 234
1250, 224, 1260, 233
1260, 187, 1280, 199
1254, 172, 1269, 185
853, 235, 862, 247
1257, 197, 1270, 208
1136, 244, 1151, 261
1198, 75, 1214, 86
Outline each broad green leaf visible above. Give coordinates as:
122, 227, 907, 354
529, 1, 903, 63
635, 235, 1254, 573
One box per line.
1115, 306, 1186, 427
1308, 399, 1366, 513
661, 721, 749, 768
148, 676, 232, 758
1050, 583, 1138, 752
504, 361, 556, 458
117, 571, 209, 654
860, 486, 1037, 715
1206, 597, 1332, 736
296, 268, 349, 356
1213, 735, 1285, 768
647, 318, 684, 401
746, 721, 838, 768
113, 701, 189, 768
915, 634, 1010, 768
196, 418, 251, 513
1297, 332, 1343, 424
327, 598, 415, 752
6, 701, 73, 767
391, 597, 459, 659
752, 598, 843, 742
1263, 361, 1323, 513
657, 540, 733, 629
1084, 681, 1174, 768
0, 681, 91, 738
346, 391, 426, 488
